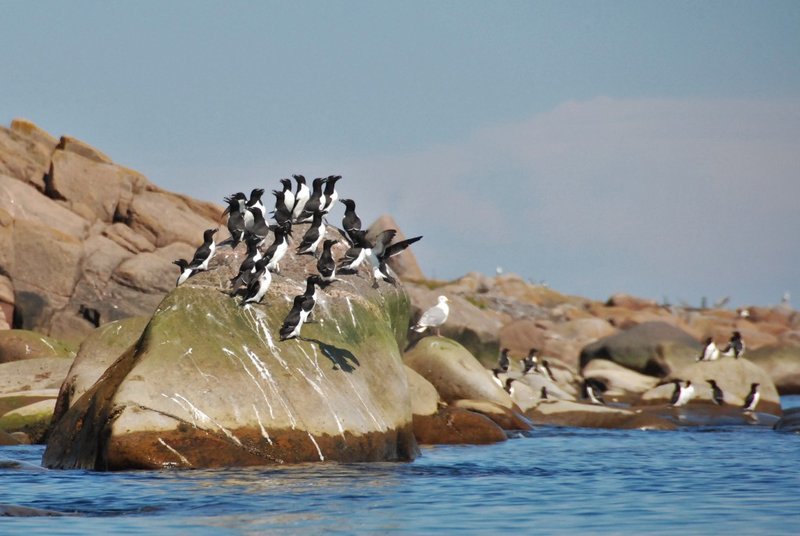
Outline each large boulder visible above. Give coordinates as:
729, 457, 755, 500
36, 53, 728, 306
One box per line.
746, 344, 800, 394
43, 240, 418, 470
579, 321, 702, 377
404, 336, 513, 408
0, 330, 75, 364
581, 359, 660, 398
525, 400, 676, 430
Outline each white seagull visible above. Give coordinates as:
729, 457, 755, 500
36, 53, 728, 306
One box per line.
411, 296, 450, 336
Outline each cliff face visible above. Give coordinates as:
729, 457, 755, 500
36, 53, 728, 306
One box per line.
0, 119, 221, 344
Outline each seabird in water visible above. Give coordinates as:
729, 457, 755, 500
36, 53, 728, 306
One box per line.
698, 337, 720, 361
189, 229, 217, 271
410, 295, 449, 336
706, 379, 724, 405
743, 383, 760, 412
722, 331, 745, 358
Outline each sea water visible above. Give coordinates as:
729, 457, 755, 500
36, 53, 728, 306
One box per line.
2, 397, 799, 535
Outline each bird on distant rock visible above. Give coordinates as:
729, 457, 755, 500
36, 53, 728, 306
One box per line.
504, 378, 516, 397
296, 211, 326, 256
698, 337, 720, 361
189, 229, 217, 271
497, 348, 510, 373
542, 360, 556, 383
540, 386, 549, 400
291, 175, 310, 222
743, 382, 760, 412
706, 379, 724, 405
670, 380, 695, 407
722, 331, 745, 358
172, 259, 196, 286
583, 379, 606, 405
522, 348, 540, 374
410, 295, 449, 336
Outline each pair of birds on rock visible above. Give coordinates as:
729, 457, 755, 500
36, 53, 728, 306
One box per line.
697, 331, 746, 361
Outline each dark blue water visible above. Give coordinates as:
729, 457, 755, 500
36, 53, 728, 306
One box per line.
3, 398, 800, 535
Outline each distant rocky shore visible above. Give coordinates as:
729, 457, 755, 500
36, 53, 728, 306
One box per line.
1, 119, 798, 462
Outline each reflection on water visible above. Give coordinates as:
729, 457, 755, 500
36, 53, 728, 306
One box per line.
1, 396, 799, 535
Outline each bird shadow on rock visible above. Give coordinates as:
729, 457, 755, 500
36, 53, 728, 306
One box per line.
300, 337, 360, 372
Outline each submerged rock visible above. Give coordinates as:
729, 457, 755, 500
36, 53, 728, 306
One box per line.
44, 238, 418, 470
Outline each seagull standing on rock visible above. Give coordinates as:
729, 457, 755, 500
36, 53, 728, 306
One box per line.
411, 296, 449, 336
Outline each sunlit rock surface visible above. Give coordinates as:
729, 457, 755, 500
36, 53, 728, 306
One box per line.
43, 237, 418, 470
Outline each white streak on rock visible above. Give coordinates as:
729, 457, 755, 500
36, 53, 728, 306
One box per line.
158, 437, 191, 466
307, 432, 325, 461
297, 368, 345, 436
345, 297, 357, 327
252, 404, 273, 445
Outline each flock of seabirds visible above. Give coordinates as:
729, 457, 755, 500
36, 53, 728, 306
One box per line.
170, 174, 761, 414
486, 329, 761, 413
172, 174, 429, 342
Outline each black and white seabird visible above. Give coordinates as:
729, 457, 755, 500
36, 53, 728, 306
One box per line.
491, 368, 504, 389
224, 191, 254, 231
189, 229, 218, 271
264, 225, 289, 273
279, 276, 322, 340
241, 258, 272, 305
297, 177, 326, 223
223, 195, 246, 247
706, 379, 724, 405
698, 337, 720, 361
368, 231, 422, 285
372, 257, 397, 287
670, 380, 695, 407
722, 331, 745, 358
291, 174, 310, 222
321, 175, 341, 214
339, 199, 362, 236
246, 188, 266, 217
743, 383, 760, 412
317, 239, 338, 283
540, 386, 549, 400
172, 259, 196, 286
247, 207, 270, 245
522, 348, 540, 374
230, 236, 263, 294
504, 378, 516, 396
410, 295, 449, 336
497, 348, 510, 373
296, 211, 326, 256
271, 189, 294, 230
583, 379, 606, 405
335, 228, 371, 273
278, 178, 295, 215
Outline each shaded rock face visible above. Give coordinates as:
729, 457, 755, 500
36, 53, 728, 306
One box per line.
746, 344, 800, 394
44, 241, 417, 470
0, 119, 221, 345
580, 321, 702, 377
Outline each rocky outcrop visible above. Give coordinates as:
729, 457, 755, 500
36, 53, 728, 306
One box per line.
43, 238, 418, 470
525, 400, 676, 430
579, 321, 702, 377
0, 119, 221, 345
746, 344, 800, 394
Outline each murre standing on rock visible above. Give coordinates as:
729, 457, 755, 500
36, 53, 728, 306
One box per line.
335, 228, 371, 273
189, 229, 217, 271
497, 348, 510, 373
411, 295, 449, 336
706, 379, 724, 405
504, 378, 516, 397
321, 175, 341, 214
372, 257, 397, 287
368, 231, 422, 286
317, 239, 338, 284
172, 259, 196, 286
279, 276, 322, 340
297, 177, 326, 223
698, 337, 720, 361
278, 178, 295, 215
296, 210, 326, 256
722, 331, 745, 358
670, 380, 695, 407
291, 175, 310, 222
340, 199, 362, 235
230, 236, 263, 295
241, 258, 272, 306
522, 348, 540, 374
540, 386, 549, 400
583, 379, 606, 405
743, 383, 760, 412
264, 225, 290, 273
223, 195, 246, 247
246, 188, 266, 217
248, 207, 270, 246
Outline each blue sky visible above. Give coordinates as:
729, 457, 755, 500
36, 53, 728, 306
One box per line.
2, 1, 799, 307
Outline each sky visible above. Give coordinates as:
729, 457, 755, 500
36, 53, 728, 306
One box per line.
2, 1, 799, 307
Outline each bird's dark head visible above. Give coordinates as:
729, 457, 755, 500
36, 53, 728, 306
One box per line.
340, 198, 355, 208
312, 177, 325, 188
528, 348, 538, 357
732, 331, 741, 339
706, 379, 717, 386
685, 380, 692, 387
249, 188, 264, 200
203, 228, 218, 240
307, 274, 323, 288
173, 259, 189, 269
752, 383, 760, 389
272, 189, 284, 200
501, 348, 509, 355
280, 178, 292, 190
327, 175, 342, 184
323, 239, 338, 249
705, 337, 713, 344
292, 174, 306, 184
